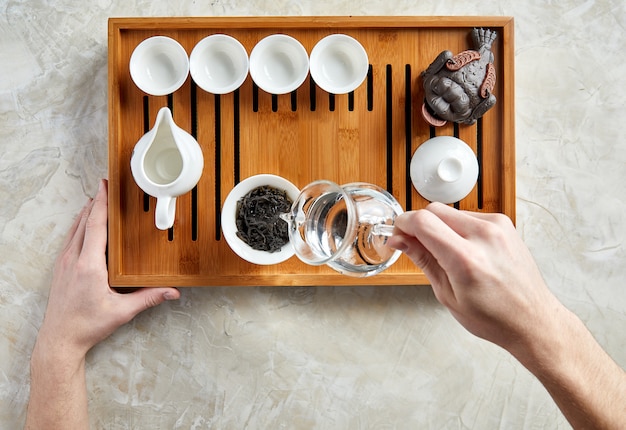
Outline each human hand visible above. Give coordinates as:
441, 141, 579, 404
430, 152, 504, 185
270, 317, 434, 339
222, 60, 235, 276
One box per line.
26, 179, 180, 429
36, 179, 180, 360
387, 202, 563, 352
388, 203, 626, 429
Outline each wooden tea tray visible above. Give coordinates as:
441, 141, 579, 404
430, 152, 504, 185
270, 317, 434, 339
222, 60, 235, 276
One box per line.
108, 16, 515, 287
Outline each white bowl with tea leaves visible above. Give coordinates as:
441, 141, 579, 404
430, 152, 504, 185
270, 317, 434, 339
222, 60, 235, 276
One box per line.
221, 174, 300, 265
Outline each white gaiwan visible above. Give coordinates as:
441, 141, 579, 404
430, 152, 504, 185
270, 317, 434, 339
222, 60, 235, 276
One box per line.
410, 136, 479, 204
221, 174, 300, 265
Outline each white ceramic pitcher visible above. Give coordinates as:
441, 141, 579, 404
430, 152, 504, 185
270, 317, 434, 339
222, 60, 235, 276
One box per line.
130, 107, 204, 230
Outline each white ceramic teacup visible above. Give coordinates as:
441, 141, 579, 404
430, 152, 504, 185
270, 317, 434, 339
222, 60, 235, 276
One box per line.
190, 34, 249, 94
249, 34, 309, 94
310, 34, 369, 94
129, 36, 189, 96
131, 107, 204, 230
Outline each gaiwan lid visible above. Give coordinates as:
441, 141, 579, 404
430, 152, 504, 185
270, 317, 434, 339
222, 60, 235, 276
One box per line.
410, 136, 479, 204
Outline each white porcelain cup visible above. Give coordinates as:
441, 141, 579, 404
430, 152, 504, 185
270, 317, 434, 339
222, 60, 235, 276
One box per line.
310, 34, 369, 94
129, 36, 189, 96
190, 34, 249, 94
249, 34, 309, 94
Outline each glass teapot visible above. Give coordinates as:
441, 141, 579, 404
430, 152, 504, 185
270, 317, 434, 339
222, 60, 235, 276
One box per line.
281, 180, 403, 277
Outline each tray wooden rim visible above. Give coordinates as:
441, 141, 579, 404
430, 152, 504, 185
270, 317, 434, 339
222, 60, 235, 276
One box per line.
108, 15, 514, 28
108, 16, 515, 287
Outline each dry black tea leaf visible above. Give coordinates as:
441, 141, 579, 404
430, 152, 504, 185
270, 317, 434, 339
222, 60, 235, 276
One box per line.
235, 186, 292, 253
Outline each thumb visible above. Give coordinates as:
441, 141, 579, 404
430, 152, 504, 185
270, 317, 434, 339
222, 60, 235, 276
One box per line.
388, 233, 450, 289
388, 233, 428, 268
121, 287, 181, 319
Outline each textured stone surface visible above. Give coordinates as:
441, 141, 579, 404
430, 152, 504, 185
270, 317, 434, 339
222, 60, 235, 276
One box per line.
1, 1, 625, 428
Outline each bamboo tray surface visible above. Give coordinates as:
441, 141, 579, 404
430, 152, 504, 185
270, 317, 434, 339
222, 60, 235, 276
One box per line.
108, 16, 515, 287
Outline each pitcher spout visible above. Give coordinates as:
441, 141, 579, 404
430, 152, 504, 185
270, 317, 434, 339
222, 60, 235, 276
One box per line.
144, 108, 184, 185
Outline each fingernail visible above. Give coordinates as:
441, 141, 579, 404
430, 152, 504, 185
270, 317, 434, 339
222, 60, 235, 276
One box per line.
163, 291, 177, 301
98, 179, 105, 193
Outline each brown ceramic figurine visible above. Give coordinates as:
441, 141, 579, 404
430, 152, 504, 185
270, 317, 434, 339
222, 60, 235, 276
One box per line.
421, 28, 497, 126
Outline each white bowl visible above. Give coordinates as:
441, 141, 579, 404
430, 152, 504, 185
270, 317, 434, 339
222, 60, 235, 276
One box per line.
129, 36, 189, 96
410, 136, 479, 204
190, 34, 249, 94
310, 34, 369, 94
249, 34, 309, 94
222, 174, 300, 265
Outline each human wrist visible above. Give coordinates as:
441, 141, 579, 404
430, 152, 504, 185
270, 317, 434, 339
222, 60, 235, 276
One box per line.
503, 296, 574, 373
505, 301, 626, 429
31, 324, 87, 372
27, 325, 91, 430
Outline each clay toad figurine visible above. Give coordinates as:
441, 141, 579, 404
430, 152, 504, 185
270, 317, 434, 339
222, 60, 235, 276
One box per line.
421, 28, 497, 126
